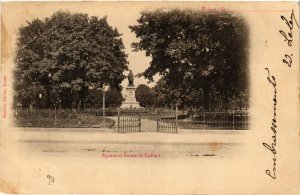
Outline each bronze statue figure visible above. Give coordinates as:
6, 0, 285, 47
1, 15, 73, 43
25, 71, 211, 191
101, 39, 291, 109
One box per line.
128, 70, 134, 86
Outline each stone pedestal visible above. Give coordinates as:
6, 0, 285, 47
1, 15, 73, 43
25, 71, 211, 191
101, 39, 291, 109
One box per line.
120, 85, 140, 108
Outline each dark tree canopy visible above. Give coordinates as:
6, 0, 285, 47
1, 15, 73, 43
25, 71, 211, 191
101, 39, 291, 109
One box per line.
105, 87, 123, 108
85, 87, 123, 109
14, 11, 128, 109
153, 77, 203, 109
135, 84, 155, 107
130, 9, 249, 110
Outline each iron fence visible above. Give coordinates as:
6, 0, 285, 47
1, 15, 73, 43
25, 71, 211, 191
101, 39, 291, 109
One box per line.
117, 108, 178, 133
12, 109, 249, 130
12, 109, 117, 128
178, 111, 249, 130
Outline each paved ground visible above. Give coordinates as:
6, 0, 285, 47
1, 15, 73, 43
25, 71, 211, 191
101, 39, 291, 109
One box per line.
1, 127, 249, 193
17, 127, 246, 158
2, 127, 299, 194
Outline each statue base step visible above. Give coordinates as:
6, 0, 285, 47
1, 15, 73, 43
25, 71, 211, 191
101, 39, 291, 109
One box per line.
120, 84, 141, 109
120, 101, 140, 109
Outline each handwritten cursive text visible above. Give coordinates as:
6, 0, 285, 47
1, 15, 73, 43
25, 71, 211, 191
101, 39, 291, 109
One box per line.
279, 9, 299, 67
263, 68, 277, 179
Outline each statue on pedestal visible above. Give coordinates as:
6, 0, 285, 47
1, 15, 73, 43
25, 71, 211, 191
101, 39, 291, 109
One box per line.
128, 70, 134, 86
120, 70, 140, 108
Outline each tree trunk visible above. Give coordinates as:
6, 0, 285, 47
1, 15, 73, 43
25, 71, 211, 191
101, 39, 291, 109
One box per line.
67, 89, 72, 109
223, 97, 230, 111
203, 87, 210, 111
80, 87, 87, 110
46, 87, 51, 108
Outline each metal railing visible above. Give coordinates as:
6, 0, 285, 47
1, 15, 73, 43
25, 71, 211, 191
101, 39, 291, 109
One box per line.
11, 109, 117, 128
178, 111, 249, 130
117, 108, 178, 133
11, 109, 249, 130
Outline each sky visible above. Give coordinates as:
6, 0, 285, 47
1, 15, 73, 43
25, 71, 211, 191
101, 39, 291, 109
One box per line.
2, 2, 167, 92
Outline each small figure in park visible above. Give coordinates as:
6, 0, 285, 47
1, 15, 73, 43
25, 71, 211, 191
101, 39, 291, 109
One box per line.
128, 70, 134, 86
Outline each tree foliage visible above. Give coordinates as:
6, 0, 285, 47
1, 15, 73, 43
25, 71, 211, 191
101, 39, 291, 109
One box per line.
14, 11, 128, 109
105, 87, 123, 108
85, 87, 123, 109
130, 10, 249, 110
135, 84, 155, 107
153, 77, 203, 109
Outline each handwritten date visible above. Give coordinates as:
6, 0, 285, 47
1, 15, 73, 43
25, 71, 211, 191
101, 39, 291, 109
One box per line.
279, 9, 299, 67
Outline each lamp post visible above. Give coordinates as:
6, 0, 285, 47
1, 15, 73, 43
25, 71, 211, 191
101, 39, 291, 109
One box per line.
39, 93, 42, 109
48, 73, 52, 109
103, 83, 105, 118
102, 83, 108, 127
32, 81, 36, 109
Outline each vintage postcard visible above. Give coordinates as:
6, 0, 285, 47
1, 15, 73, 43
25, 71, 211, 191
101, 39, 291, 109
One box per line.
1, 1, 299, 194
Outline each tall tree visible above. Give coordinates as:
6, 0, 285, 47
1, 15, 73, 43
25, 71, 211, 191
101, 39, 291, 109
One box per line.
135, 84, 155, 107
153, 77, 203, 109
130, 9, 249, 110
85, 87, 123, 109
105, 87, 123, 108
14, 11, 128, 109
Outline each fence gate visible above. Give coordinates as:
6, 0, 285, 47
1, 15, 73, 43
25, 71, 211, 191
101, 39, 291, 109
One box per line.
117, 110, 141, 133
157, 109, 177, 133
117, 109, 178, 133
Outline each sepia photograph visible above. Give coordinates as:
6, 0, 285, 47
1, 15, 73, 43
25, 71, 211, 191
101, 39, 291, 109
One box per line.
1, 2, 299, 194
12, 5, 249, 156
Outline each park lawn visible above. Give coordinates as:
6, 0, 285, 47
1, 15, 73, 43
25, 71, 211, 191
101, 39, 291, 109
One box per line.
14, 113, 115, 128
